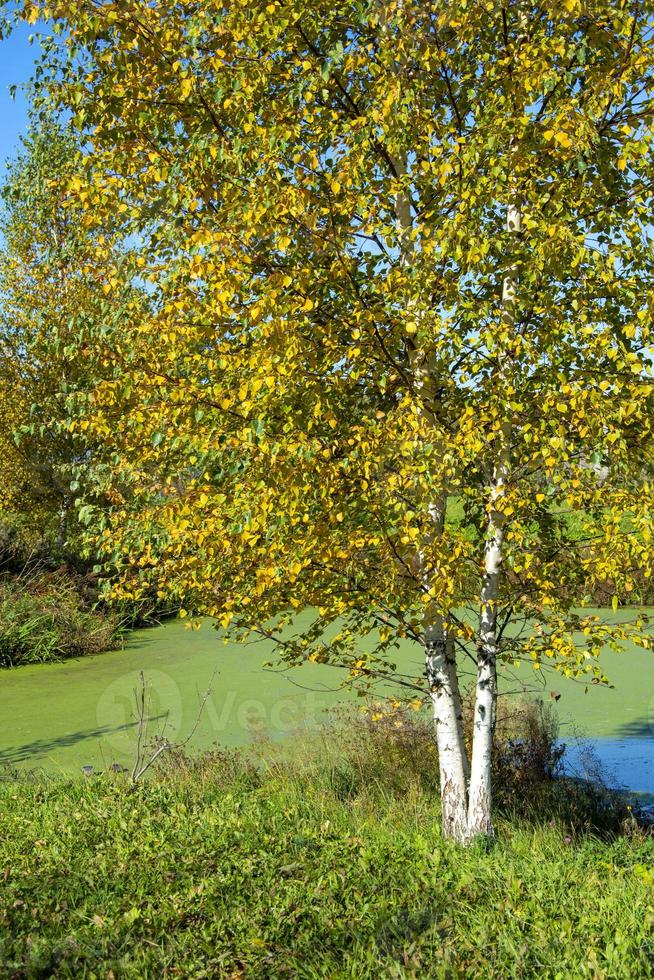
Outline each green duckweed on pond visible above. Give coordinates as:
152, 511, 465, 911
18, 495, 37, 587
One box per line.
1, 611, 653, 780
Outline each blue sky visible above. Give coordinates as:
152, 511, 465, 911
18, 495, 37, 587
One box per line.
0, 21, 41, 177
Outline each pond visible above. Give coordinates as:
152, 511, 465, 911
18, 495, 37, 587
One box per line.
1, 613, 653, 801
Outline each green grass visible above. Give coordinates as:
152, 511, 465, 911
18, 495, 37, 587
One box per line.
1, 740, 653, 979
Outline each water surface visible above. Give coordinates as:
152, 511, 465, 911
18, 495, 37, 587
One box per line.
1, 614, 653, 794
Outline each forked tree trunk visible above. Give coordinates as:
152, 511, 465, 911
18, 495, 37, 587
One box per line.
422, 198, 521, 844
389, 82, 519, 839
467, 199, 521, 838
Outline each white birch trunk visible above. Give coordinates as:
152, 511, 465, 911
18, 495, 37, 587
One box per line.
466, 459, 506, 836
426, 623, 469, 839
467, 201, 521, 838
423, 495, 469, 841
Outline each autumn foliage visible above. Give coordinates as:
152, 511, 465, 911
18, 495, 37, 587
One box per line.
3, 0, 654, 837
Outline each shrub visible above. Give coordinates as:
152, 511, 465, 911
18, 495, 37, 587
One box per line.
0, 570, 123, 667
490, 696, 565, 808
0, 512, 50, 573
251, 696, 643, 837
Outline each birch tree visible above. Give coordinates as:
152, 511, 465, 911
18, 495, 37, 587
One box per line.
8, 0, 654, 841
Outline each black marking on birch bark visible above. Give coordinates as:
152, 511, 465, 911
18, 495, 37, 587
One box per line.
424, 638, 447, 691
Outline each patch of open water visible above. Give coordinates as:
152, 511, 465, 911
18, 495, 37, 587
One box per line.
562, 736, 654, 809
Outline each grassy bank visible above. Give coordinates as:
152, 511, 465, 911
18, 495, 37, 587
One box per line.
1, 715, 653, 978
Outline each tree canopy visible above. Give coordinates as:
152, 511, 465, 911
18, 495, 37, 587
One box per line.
5, 0, 654, 838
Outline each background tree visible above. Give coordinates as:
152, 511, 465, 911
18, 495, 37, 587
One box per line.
0, 119, 140, 560
9, 0, 654, 842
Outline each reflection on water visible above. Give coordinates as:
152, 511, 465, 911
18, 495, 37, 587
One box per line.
562, 736, 654, 803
